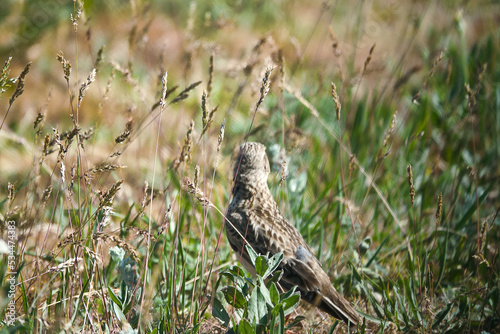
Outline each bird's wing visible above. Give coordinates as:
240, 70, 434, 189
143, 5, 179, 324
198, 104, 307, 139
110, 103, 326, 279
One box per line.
227, 200, 360, 325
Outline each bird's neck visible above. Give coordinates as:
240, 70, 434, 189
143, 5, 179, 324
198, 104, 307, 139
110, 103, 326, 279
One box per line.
233, 171, 270, 198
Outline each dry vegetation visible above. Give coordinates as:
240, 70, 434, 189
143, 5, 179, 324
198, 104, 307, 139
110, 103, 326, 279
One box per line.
0, 0, 499, 333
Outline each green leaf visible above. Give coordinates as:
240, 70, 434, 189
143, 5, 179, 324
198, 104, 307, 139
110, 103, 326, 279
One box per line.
276, 307, 285, 334
433, 302, 453, 329
266, 269, 283, 286
111, 299, 127, 322
248, 287, 268, 325
327, 320, 339, 334
264, 252, 283, 279
222, 286, 247, 309
255, 255, 267, 277
246, 244, 258, 267
285, 316, 305, 331
456, 184, 492, 229
279, 286, 297, 301
269, 283, 279, 306
212, 297, 230, 326
237, 319, 255, 334
108, 286, 123, 309
257, 277, 273, 306
281, 293, 300, 315
365, 235, 388, 267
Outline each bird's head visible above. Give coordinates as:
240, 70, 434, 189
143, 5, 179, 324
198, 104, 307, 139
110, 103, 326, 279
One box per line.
233, 142, 270, 183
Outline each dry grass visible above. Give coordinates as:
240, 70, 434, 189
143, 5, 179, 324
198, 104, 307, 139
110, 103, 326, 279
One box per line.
0, 1, 498, 333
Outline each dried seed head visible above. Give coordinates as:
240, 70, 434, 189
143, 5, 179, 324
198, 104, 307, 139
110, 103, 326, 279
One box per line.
160, 71, 168, 109
278, 49, 285, 92
217, 119, 225, 153
465, 83, 476, 111
40, 134, 50, 164
99, 206, 113, 228
70, 1, 83, 32
349, 154, 357, 172
159, 204, 172, 235
407, 164, 415, 205
95, 45, 105, 71
50, 257, 83, 273
67, 165, 76, 199
414, 50, 445, 103
9, 61, 32, 106
1, 57, 12, 90
363, 43, 376, 73
184, 177, 212, 207
93, 232, 139, 264
279, 149, 287, 185
331, 82, 341, 120
435, 193, 442, 227
57, 52, 72, 84
114, 117, 133, 144
98, 180, 123, 209
78, 68, 96, 109
79, 127, 95, 146
172, 81, 202, 104
85, 164, 126, 182
60, 161, 66, 183
99, 69, 115, 111
479, 221, 487, 253
423, 50, 445, 89
184, 120, 194, 164
42, 185, 52, 206
33, 113, 44, 130
194, 165, 201, 191
199, 87, 219, 140
259, 66, 275, 104
174, 120, 195, 171
7, 182, 14, 205
328, 26, 341, 56
140, 179, 149, 214
383, 111, 398, 147
201, 90, 208, 129
207, 53, 214, 97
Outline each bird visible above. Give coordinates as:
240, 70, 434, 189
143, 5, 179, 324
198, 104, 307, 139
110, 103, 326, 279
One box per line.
225, 142, 360, 327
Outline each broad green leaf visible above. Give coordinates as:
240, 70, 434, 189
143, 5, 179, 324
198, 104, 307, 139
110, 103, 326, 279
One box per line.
246, 244, 258, 267
255, 256, 267, 277
264, 252, 284, 279
222, 286, 247, 309
248, 287, 269, 325
212, 297, 230, 326
281, 293, 300, 315
269, 283, 279, 306
257, 277, 273, 306
237, 318, 254, 334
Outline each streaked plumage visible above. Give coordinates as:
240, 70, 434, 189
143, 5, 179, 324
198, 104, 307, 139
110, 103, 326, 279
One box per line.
226, 142, 360, 326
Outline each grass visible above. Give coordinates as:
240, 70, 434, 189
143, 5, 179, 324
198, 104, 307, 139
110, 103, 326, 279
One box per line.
0, 0, 498, 333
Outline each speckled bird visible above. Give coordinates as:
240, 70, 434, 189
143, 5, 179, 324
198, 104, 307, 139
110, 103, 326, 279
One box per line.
226, 142, 360, 326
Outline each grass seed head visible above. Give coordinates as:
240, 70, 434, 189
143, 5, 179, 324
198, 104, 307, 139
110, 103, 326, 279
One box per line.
78, 68, 96, 109
435, 193, 442, 227
56, 52, 72, 84
9, 61, 32, 106
407, 164, 415, 205
331, 82, 341, 120
363, 43, 376, 73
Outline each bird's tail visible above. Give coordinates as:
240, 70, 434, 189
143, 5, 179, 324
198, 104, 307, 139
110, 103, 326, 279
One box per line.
312, 288, 360, 326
